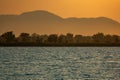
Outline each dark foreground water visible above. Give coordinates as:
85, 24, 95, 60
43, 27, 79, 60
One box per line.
0, 47, 120, 80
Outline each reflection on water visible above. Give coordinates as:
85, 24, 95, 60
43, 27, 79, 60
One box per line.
0, 47, 120, 80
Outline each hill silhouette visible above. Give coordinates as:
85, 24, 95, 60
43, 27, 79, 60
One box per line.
0, 10, 120, 35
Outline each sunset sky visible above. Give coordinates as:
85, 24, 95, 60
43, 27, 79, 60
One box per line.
0, 0, 120, 22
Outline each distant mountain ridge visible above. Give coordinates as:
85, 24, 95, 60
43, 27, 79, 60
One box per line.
0, 10, 120, 35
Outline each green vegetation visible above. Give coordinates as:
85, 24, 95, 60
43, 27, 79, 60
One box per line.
0, 31, 120, 46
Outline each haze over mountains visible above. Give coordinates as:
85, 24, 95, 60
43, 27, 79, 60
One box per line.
0, 10, 120, 35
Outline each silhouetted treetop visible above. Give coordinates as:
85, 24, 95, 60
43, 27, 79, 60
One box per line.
0, 31, 120, 46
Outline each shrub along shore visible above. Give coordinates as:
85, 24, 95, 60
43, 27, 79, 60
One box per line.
0, 31, 120, 46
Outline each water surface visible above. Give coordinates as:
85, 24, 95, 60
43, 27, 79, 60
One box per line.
0, 47, 120, 80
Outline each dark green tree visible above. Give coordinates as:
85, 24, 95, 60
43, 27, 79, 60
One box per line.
18, 33, 30, 43
104, 34, 112, 43
48, 34, 58, 43
58, 34, 66, 44
92, 32, 105, 43
1, 31, 15, 43
112, 35, 120, 43
74, 35, 83, 43
0, 36, 7, 43
31, 33, 41, 43
66, 33, 73, 44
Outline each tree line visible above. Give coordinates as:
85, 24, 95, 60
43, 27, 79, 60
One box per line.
0, 31, 120, 46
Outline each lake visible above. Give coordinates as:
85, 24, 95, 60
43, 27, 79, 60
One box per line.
0, 47, 120, 80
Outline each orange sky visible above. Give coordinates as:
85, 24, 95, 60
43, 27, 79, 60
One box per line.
0, 0, 120, 22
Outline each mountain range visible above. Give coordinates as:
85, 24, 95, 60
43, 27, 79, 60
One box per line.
0, 10, 120, 35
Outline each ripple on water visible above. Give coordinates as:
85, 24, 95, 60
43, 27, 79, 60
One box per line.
0, 47, 120, 80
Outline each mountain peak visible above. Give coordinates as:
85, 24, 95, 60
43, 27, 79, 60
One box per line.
21, 10, 51, 15
0, 10, 120, 35
20, 10, 63, 19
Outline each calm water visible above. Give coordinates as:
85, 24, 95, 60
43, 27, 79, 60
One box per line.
0, 47, 120, 80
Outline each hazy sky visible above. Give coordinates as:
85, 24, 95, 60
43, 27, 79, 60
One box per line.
0, 0, 120, 22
